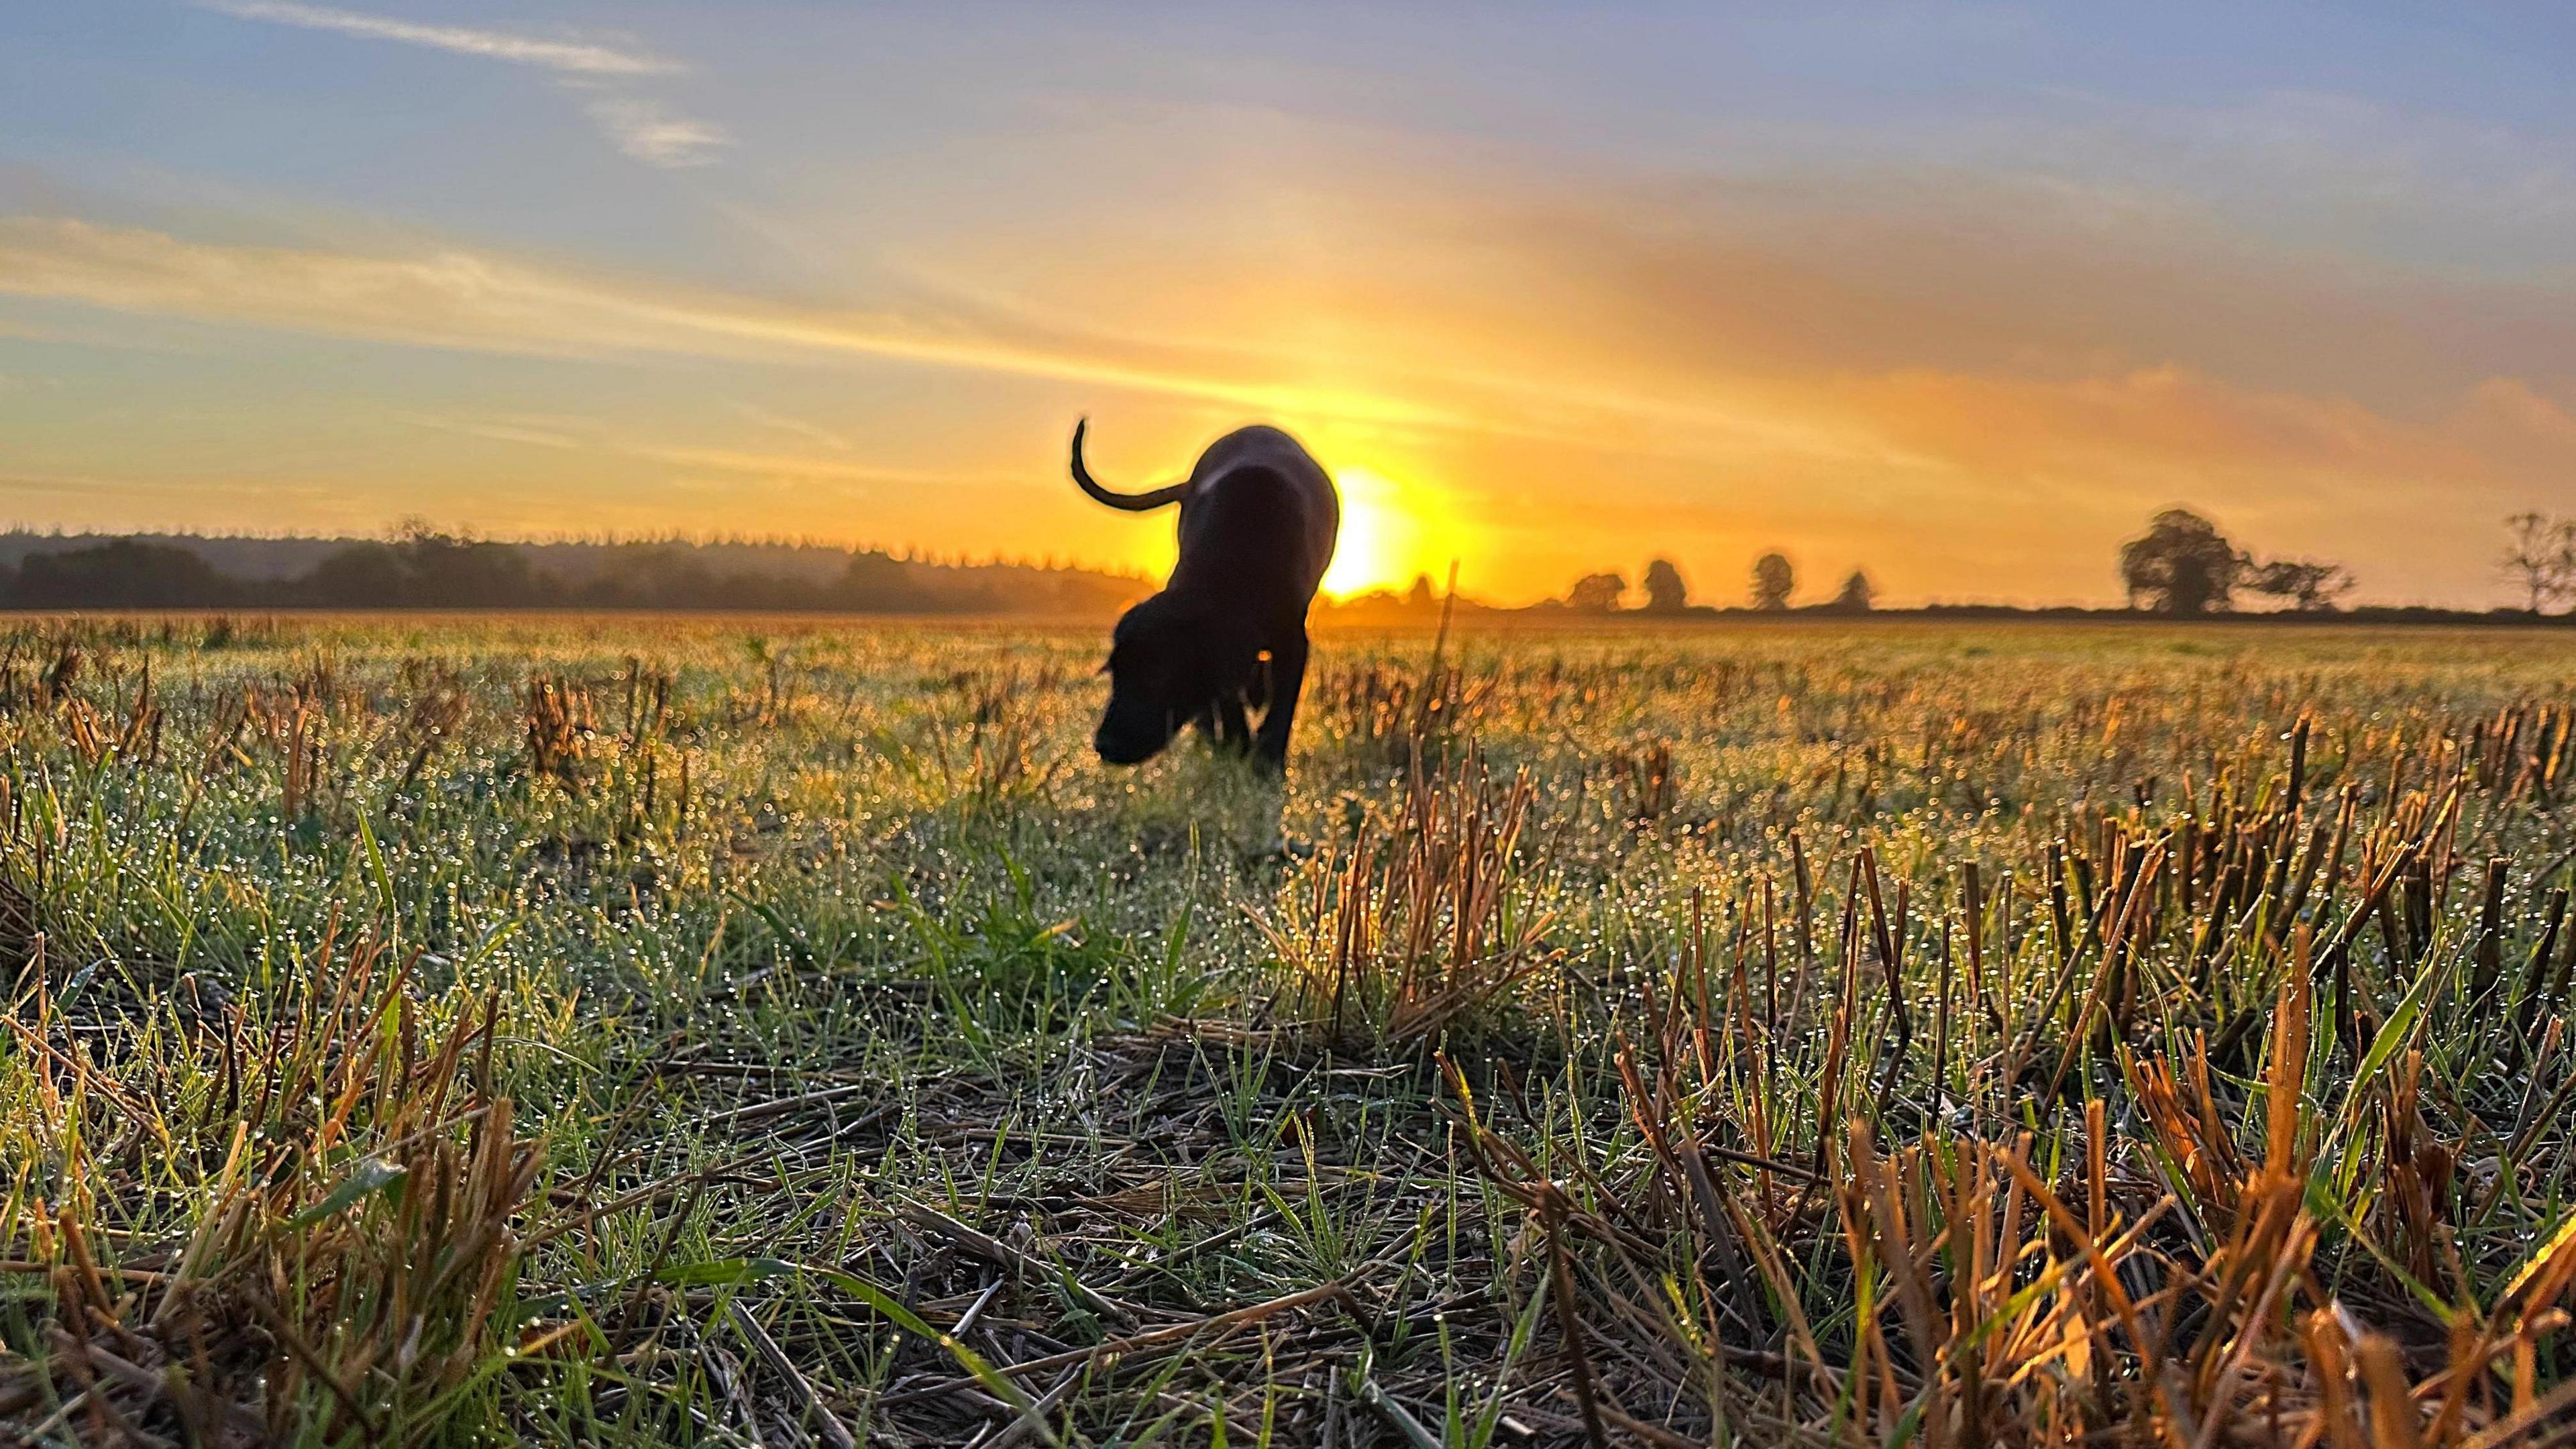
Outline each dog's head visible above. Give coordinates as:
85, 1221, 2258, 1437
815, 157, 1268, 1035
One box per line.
1094, 592, 1256, 765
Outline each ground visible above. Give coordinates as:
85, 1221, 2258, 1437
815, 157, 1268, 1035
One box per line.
0, 615, 2572, 1446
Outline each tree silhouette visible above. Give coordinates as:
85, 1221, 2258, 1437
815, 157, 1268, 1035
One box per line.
1566, 572, 1628, 612
430, 535, 547, 606
300, 541, 404, 606
2119, 509, 2246, 616
1751, 552, 1794, 610
1641, 558, 1688, 614
10, 541, 234, 608
1405, 573, 1436, 610
2501, 513, 2576, 615
1833, 570, 1875, 612
0, 527, 1150, 614
2249, 559, 2354, 613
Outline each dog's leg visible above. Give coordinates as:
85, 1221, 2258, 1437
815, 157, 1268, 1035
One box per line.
1212, 695, 1252, 754
1252, 627, 1308, 771
1246, 652, 1273, 713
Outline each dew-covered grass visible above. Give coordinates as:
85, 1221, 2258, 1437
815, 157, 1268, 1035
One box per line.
1, 613, 2573, 1446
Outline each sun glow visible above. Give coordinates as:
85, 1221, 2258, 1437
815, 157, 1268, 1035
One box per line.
1322, 465, 1432, 598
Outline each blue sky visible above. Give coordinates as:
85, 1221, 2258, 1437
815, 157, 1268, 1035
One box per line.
3, 3, 2571, 603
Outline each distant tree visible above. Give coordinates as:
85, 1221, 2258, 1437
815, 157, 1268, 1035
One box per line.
579, 542, 722, 608
835, 549, 932, 611
2248, 558, 2355, 613
11, 541, 233, 608
1641, 558, 1688, 614
2500, 512, 2576, 614
1566, 572, 1629, 612
386, 522, 551, 607
1405, 574, 1436, 610
1832, 569, 1876, 612
2119, 509, 2247, 616
1751, 552, 1795, 610
301, 541, 404, 606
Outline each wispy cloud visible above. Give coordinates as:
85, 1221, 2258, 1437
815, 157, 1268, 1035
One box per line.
0, 217, 1460, 430
395, 414, 1018, 492
196, 1, 678, 76
584, 97, 727, 168
729, 403, 852, 452
623, 445, 1016, 490
197, 1, 725, 169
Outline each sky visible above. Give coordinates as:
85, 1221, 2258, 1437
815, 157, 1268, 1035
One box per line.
2, 3, 2572, 606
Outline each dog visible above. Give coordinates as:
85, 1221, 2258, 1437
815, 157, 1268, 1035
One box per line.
1072, 419, 1338, 771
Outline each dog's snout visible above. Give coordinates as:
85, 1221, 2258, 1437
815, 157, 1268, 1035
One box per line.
1093, 729, 1152, 765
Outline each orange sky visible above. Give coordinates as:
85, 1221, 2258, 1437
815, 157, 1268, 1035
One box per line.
3, 5, 2574, 606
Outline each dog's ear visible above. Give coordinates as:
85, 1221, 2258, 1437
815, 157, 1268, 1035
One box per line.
1107, 594, 1179, 674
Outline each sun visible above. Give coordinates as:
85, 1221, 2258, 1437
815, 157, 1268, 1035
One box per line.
1322, 466, 1425, 597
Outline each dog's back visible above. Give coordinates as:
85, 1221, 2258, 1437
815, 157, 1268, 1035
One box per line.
1172, 427, 1339, 605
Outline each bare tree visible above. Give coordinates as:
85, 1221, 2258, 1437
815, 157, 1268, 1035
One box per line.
2501, 512, 2576, 615
1641, 558, 1689, 614
2248, 559, 2354, 613
1566, 572, 1628, 612
1750, 552, 1795, 610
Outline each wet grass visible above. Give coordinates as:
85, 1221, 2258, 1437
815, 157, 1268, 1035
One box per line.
0, 614, 2571, 1445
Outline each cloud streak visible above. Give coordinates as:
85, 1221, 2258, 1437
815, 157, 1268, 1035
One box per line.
197, 1, 678, 76
0, 217, 1469, 429
197, 2, 722, 170
583, 97, 728, 168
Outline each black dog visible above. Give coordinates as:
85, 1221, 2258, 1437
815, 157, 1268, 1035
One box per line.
1072, 419, 1338, 770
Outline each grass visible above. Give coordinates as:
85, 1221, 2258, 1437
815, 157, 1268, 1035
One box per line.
0, 614, 2571, 1445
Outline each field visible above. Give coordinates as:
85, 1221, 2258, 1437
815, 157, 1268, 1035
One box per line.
0, 614, 2573, 1447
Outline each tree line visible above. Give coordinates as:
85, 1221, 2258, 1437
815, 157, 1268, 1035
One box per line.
1536, 554, 1876, 615
8, 508, 2573, 619
0, 523, 1150, 615
1501, 508, 2576, 620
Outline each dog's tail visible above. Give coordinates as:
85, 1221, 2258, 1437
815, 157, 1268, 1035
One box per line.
1069, 419, 1191, 511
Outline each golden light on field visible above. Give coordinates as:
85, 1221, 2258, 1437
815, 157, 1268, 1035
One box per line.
1323, 466, 1432, 597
